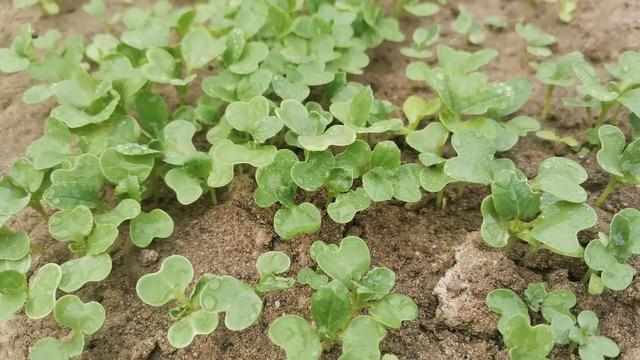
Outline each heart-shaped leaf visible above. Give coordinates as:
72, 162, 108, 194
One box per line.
503, 313, 555, 359
54, 295, 105, 335
10, 158, 44, 193
315, 236, 370, 285
444, 132, 496, 185
99, 148, 155, 184
327, 188, 372, 224
596, 125, 626, 177
298, 125, 356, 151
229, 42, 269, 74
26, 118, 73, 170
491, 170, 540, 220
584, 238, 637, 291
339, 315, 386, 360
165, 168, 203, 205
25, 263, 62, 319
130, 209, 174, 248
141, 48, 195, 86
369, 293, 418, 329
0, 228, 29, 261
485, 289, 529, 334
291, 151, 335, 191
275, 99, 327, 136
48, 206, 94, 242
257, 251, 291, 276
273, 202, 321, 240
254, 149, 298, 207
268, 315, 322, 360
335, 140, 372, 179
29, 333, 84, 360
167, 309, 219, 348
162, 120, 197, 166
94, 199, 141, 227
480, 196, 512, 248
392, 164, 423, 202
213, 140, 277, 168
199, 275, 262, 330
357, 267, 396, 301
181, 28, 226, 71
59, 253, 112, 292
225, 96, 284, 143
297, 267, 329, 290
136, 255, 193, 306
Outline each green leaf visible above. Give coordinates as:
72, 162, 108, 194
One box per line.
99, 148, 154, 184
256, 251, 291, 277
584, 239, 636, 291
491, 170, 540, 220
597, 125, 625, 177
181, 28, 225, 70
392, 164, 423, 202
48, 206, 93, 242
229, 42, 269, 75
356, 267, 395, 301
274, 203, 321, 240
25, 263, 61, 319
530, 201, 597, 258
213, 140, 277, 168
29, 333, 84, 360
94, 199, 141, 227
268, 315, 322, 360
297, 267, 329, 290
369, 293, 418, 329
167, 310, 219, 348
162, 120, 197, 165
130, 209, 174, 248
0, 177, 30, 223
199, 275, 262, 330
403, 2, 440, 17
275, 99, 326, 136
480, 196, 512, 248
85, 224, 118, 255
141, 48, 195, 86
59, 253, 112, 292
0, 270, 27, 322
339, 315, 386, 360
503, 314, 555, 359
0, 228, 30, 261
54, 295, 105, 335
444, 132, 496, 185
225, 96, 283, 143
327, 188, 372, 224
44, 154, 105, 210
298, 125, 356, 151
254, 149, 297, 207
10, 158, 44, 193
136, 255, 193, 306
485, 288, 529, 334
315, 236, 370, 285
122, 18, 171, 50
572, 60, 618, 101
311, 280, 353, 340
291, 151, 335, 191
531, 157, 588, 203
26, 118, 73, 170
335, 140, 372, 179
165, 168, 203, 205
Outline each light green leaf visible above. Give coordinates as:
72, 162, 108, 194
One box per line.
26, 118, 73, 170
141, 48, 195, 86
54, 295, 105, 335
291, 151, 335, 191
136, 255, 193, 307
199, 275, 262, 330
213, 140, 277, 168
298, 125, 356, 151
130, 209, 174, 248
29, 333, 84, 360
94, 199, 141, 227
229, 42, 269, 75
327, 188, 372, 224
339, 315, 386, 360
311, 280, 352, 340
257, 251, 291, 276
485, 288, 529, 334
531, 157, 588, 203
165, 168, 203, 205
503, 314, 555, 359
49, 206, 93, 242
44, 154, 105, 210
25, 263, 61, 319
181, 28, 225, 70
268, 315, 322, 360
0, 228, 30, 261
0, 270, 27, 322
224, 96, 283, 143
315, 236, 370, 285
369, 293, 418, 329
274, 203, 321, 240
59, 253, 112, 292
10, 158, 44, 193
444, 132, 496, 184
167, 310, 219, 348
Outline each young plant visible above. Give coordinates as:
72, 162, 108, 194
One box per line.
546, 0, 578, 23
595, 125, 640, 206
136, 252, 294, 348
400, 25, 440, 59
481, 157, 596, 258
487, 284, 619, 360
451, 5, 485, 45
400, 0, 440, 18
12, 0, 59, 15
515, 23, 556, 58
584, 208, 639, 294
535, 129, 580, 150
269, 236, 418, 359
532, 52, 583, 118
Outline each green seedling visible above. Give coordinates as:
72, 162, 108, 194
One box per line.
595, 125, 640, 206
533, 52, 583, 118
136, 252, 293, 348
400, 1, 440, 17
535, 129, 580, 150
451, 5, 485, 45
269, 236, 417, 359
516, 23, 556, 58
481, 157, 596, 258
0, 23, 35, 73
584, 208, 639, 294
400, 25, 440, 59
12, 0, 59, 15
546, 0, 578, 23
484, 16, 507, 29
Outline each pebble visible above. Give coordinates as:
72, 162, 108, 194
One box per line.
139, 249, 159, 267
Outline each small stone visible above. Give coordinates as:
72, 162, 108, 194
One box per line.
274, 300, 281, 309
139, 249, 159, 267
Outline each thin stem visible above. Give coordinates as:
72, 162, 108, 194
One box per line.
595, 102, 613, 127
30, 200, 49, 221
541, 84, 555, 119
608, 103, 623, 124
581, 268, 595, 284
457, 183, 467, 199
595, 176, 619, 207
30, 243, 46, 254
586, 107, 593, 126
210, 189, 218, 205
436, 190, 445, 209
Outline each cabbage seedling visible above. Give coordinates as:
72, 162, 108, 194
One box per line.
400, 0, 440, 17
451, 5, 485, 45
136, 252, 294, 348
532, 52, 583, 118
535, 129, 580, 150
12, 0, 59, 15
400, 25, 440, 59
515, 23, 556, 58
583, 208, 639, 294
268, 236, 418, 359
481, 158, 596, 258
595, 125, 640, 206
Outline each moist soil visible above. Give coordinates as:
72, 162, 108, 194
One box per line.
1, 0, 639, 359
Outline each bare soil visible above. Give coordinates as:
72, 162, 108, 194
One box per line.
1, 0, 639, 359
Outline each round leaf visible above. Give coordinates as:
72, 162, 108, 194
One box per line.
273, 202, 321, 240
130, 209, 174, 248
54, 295, 105, 335
199, 275, 262, 330
136, 255, 193, 306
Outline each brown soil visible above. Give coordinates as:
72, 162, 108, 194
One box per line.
1, 0, 639, 359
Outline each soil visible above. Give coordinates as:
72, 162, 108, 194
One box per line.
1, 0, 639, 359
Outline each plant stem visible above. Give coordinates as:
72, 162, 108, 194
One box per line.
30, 201, 49, 221
436, 190, 445, 209
595, 176, 619, 207
30, 243, 46, 254
608, 103, 623, 124
586, 107, 593, 126
457, 183, 467, 199
210, 189, 218, 205
541, 84, 555, 119
595, 102, 613, 127
581, 268, 595, 284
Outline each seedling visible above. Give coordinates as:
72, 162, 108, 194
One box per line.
595, 125, 640, 206
12, 0, 60, 15
400, 25, 440, 59
451, 5, 485, 45
533, 52, 583, 118
546, 0, 578, 23
486, 284, 619, 360
269, 236, 418, 359
583, 208, 639, 294
535, 129, 580, 150
484, 16, 506, 30
516, 23, 556, 58
136, 252, 294, 348
400, 1, 440, 17
480, 157, 596, 258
